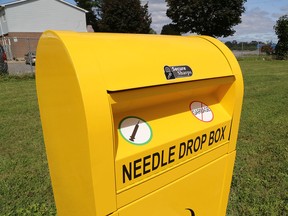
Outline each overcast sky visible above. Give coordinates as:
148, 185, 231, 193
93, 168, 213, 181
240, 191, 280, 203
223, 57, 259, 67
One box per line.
67, 0, 288, 42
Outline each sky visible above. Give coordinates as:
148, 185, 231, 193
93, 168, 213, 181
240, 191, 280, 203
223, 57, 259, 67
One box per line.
223, 0, 288, 42
139, 0, 288, 43
65, 0, 288, 43
2, 0, 287, 42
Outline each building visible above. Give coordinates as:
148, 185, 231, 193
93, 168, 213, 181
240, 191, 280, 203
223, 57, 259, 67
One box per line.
0, 0, 88, 59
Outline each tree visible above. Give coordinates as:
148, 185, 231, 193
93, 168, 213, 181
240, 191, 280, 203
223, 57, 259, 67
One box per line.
161, 24, 181, 35
261, 44, 274, 55
149, 28, 157, 34
274, 14, 288, 60
99, 0, 152, 33
75, 0, 102, 31
165, 0, 246, 37
224, 40, 263, 51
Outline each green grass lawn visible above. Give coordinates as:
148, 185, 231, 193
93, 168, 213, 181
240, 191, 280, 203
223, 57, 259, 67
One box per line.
0, 59, 287, 215
227, 59, 288, 215
0, 76, 56, 215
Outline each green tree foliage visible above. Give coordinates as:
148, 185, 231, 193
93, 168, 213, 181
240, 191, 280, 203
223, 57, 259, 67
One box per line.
99, 0, 152, 33
225, 40, 261, 51
149, 28, 157, 34
74, 0, 101, 31
165, 0, 246, 37
261, 44, 274, 55
161, 24, 181, 35
274, 15, 288, 60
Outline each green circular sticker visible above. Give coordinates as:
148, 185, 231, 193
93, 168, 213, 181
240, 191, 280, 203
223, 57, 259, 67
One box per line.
119, 116, 152, 145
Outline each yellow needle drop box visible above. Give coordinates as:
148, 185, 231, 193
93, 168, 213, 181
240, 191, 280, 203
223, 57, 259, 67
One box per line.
36, 31, 243, 216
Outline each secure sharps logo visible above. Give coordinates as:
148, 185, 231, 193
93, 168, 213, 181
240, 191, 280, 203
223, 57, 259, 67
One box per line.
164, 65, 193, 80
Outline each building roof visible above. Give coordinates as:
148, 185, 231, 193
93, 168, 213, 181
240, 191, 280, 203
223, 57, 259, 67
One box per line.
0, 0, 87, 13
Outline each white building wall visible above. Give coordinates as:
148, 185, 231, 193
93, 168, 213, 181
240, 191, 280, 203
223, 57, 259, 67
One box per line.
5, 0, 87, 32
0, 8, 9, 35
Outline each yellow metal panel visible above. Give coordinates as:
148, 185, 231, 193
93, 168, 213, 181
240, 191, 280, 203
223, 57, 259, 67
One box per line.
36, 31, 116, 216
118, 153, 234, 216
111, 75, 235, 192
36, 31, 243, 216
98, 34, 233, 91
39, 31, 233, 91
116, 144, 229, 208
199, 36, 244, 152
217, 151, 237, 216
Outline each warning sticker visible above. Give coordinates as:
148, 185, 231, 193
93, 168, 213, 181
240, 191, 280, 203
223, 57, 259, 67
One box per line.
119, 116, 152, 145
190, 101, 214, 122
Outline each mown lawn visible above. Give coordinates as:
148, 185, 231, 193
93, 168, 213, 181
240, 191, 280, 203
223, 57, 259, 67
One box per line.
0, 76, 56, 215
0, 59, 287, 215
227, 59, 288, 215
